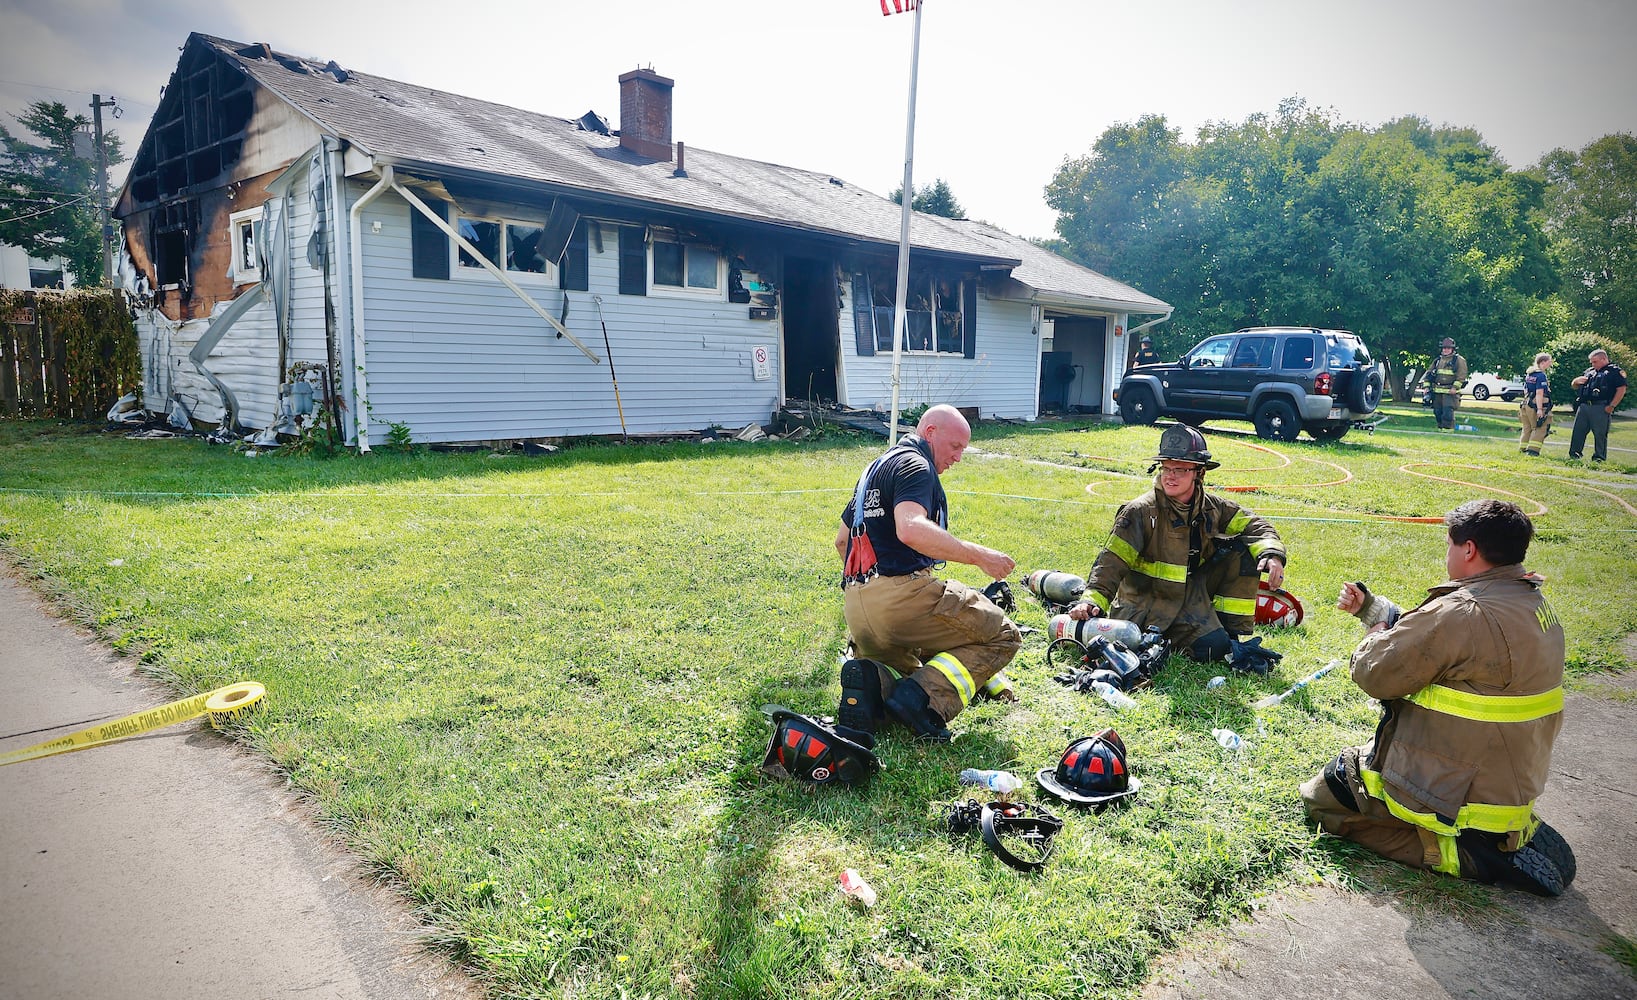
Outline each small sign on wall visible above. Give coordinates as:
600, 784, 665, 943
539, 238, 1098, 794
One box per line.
752, 345, 772, 381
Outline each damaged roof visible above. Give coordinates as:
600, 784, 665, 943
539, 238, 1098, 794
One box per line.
196, 34, 1016, 266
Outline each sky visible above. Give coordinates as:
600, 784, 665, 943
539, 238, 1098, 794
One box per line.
2, 0, 1634, 241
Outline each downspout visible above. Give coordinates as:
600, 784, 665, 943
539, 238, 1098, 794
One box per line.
1111, 310, 1173, 413
347, 164, 396, 452
1127, 310, 1173, 341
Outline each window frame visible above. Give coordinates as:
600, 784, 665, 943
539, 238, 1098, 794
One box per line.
863, 268, 972, 357
452, 213, 558, 284
228, 206, 262, 285
647, 233, 725, 299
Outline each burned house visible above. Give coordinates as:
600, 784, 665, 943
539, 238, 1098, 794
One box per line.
116, 33, 1169, 447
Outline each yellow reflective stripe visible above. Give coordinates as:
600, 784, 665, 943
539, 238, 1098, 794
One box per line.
1105, 534, 1187, 583
979, 673, 1010, 695
1088, 590, 1110, 612
1213, 594, 1256, 616
1247, 538, 1279, 559
1405, 684, 1564, 724
1225, 510, 1250, 533
928, 652, 976, 706
1359, 767, 1537, 838
1106, 534, 1141, 567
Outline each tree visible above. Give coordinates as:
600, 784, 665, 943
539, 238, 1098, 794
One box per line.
889, 177, 966, 219
1542, 134, 1637, 349
0, 101, 124, 286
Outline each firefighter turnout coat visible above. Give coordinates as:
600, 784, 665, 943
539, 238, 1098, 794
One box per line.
1345, 565, 1565, 872
1084, 482, 1285, 647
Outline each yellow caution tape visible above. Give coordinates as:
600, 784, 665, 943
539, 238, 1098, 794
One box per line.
0, 681, 266, 767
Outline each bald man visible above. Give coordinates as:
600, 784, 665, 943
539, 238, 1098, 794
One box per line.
834, 405, 1021, 741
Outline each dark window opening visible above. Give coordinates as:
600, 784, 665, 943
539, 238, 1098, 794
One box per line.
28, 268, 64, 289
617, 226, 646, 296
505, 222, 546, 273
861, 263, 973, 355
559, 220, 589, 292
410, 197, 450, 280
155, 229, 189, 286
457, 219, 501, 270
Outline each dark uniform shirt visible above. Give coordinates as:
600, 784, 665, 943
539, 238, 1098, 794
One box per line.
1130, 347, 1160, 369
1579, 363, 1627, 405
840, 435, 947, 576
1523, 369, 1550, 406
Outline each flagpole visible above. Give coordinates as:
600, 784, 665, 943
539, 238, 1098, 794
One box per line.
887, 0, 924, 446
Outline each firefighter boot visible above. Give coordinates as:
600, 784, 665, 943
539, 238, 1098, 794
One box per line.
1457, 829, 1567, 897
884, 676, 952, 742
838, 658, 888, 734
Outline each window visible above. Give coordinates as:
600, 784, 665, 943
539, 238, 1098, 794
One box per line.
229, 207, 261, 284
1188, 336, 1234, 368
1281, 336, 1318, 370
455, 215, 556, 281
649, 234, 723, 296
1230, 335, 1274, 369
856, 265, 975, 357
28, 267, 64, 289
410, 198, 450, 280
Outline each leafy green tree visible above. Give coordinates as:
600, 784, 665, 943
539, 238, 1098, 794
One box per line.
1542, 134, 1637, 349
889, 177, 966, 219
0, 101, 124, 286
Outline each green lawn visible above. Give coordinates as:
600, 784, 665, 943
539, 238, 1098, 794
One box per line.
1, 409, 1633, 999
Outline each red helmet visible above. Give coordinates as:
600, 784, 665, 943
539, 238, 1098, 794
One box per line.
1255, 583, 1305, 627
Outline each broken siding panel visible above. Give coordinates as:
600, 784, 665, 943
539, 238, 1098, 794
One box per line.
356, 203, 779, 444
836, 282, 1037, 419
282, 176, 333, 380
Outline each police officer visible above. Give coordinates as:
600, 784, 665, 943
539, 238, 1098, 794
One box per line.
1129, 336, 1161, 371
1568, 348, 1628, 463
1419, 337, 1468, 431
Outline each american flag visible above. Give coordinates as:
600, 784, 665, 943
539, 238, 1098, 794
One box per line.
881, 0, 917, 14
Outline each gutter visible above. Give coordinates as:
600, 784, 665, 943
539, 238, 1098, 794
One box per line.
1126, 310, 1174, 339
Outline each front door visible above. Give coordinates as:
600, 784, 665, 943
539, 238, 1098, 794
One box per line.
782, 257, 839, 402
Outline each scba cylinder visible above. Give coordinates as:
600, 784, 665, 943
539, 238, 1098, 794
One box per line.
1048, 614, 1144, 648
1024, 570, 1086, 605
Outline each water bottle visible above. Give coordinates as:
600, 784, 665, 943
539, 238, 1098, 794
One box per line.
959, 768, 1023, 795
1090, 680, 1138, 711
1049, 613, 1144, 647
1024, 570, 1086, 605
1206, 675, 1228, 690
1211, 728, 1244, 750
1455, 423, 1476, 432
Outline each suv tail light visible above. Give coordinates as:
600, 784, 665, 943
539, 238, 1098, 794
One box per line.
1314, 372, 1333, 396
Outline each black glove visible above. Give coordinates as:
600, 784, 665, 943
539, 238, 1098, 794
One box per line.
1535, 414, 1548, 428
1228, 636, 1283, 676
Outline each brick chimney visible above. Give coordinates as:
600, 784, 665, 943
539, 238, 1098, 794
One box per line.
618, 67, 674, 162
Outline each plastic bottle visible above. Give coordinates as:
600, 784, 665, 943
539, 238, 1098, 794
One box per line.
1211, 728, 1245, 750
1206, 675, 1228, 690
1455, 423, 1476, 432
959, 768, 1023, 796
1090, 680, 1138, 711
838, 869, 877, 908
1049, 613, 1144, 647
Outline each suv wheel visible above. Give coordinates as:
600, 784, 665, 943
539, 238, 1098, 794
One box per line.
1120, 385, 1159, 425
1253, 398, 1300, 442
1472, 384, 1491, 401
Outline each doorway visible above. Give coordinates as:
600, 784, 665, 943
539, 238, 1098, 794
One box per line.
1046, 315, 1108, 413
782, 256, 839, 403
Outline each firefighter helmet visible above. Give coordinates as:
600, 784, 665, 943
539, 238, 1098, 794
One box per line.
1440, 337, 1456, 348
760, 707, 879, 787
1150, 424, 1220, 471
1255, 583, 1305, 628
1036, 728, 1141, 806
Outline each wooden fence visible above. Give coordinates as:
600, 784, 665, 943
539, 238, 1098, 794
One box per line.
1, 289, 140, 420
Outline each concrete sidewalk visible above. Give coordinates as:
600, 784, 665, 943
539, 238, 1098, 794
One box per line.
0, 571, 479, 1000
1142, 668, 1637, 1000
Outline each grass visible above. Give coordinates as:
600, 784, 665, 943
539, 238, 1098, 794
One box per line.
1, 406, 1634, 999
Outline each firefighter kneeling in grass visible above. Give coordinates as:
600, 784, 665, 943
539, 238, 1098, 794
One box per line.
1302, 499, 1576, 896
834, 404, 1022, 742
1067, 425, 1287, 667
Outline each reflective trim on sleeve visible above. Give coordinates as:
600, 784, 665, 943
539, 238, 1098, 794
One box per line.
1247, 538, 1281, 559
1405, 684, 1564, 724
1088, 590, 1111, 613
927, 652, 976, 707
1224, 510, 1251, 534
1106, 534, 1141, 568
979, 673, 1010, 696
1212, 594, 1256, 617
1358, 765, 1540, 879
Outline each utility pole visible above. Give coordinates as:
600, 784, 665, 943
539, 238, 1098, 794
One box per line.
90, 94, 117, 287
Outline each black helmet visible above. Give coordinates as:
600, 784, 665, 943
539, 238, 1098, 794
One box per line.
1036, 728, 1141, 806
1150, 424, 1219, 471
1140, 335, 1153, 345
1440, 337, 1456, 348
760, 707, 879, 786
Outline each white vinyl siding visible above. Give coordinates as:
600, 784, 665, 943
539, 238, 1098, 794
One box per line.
352, 190, 780, 444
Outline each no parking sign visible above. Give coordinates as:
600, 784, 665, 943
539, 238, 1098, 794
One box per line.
752, 345, 771, 381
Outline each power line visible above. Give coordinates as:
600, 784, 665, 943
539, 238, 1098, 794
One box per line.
0, 192, 93, 225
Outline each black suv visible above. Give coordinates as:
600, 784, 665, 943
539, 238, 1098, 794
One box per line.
1117, 327, 1382, 441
